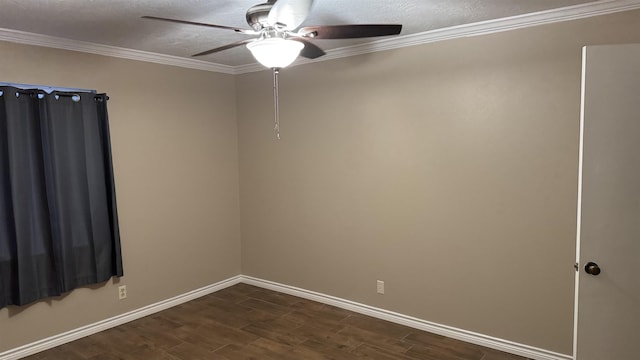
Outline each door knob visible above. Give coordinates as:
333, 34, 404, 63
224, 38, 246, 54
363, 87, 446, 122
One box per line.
584, 262, 601, 276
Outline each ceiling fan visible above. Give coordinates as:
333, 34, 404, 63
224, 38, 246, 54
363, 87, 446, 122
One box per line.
143, 0, 403, 138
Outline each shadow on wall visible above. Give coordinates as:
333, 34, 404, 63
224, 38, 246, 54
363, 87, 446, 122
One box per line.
4, 279, 118, 318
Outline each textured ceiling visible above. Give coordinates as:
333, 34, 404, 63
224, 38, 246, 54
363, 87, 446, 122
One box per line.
0, 0, 616, 67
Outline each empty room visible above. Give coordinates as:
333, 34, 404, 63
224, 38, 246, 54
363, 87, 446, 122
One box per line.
1, 1, 639, 359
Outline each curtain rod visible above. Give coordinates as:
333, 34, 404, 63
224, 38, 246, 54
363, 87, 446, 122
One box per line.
1, 88, 109, 101
0, 82, 97, 94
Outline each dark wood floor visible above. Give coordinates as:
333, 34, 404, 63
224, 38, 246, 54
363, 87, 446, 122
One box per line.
25, 284, 531, 360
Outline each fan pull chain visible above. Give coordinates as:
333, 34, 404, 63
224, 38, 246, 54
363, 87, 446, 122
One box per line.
272, 68, 281, 140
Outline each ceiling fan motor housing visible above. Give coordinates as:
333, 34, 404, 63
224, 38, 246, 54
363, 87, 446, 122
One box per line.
246, 2, 276, 31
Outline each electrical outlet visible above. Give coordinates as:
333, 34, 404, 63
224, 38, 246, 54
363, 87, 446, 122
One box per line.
377, 280, 385, 294
118, 285, 127, 300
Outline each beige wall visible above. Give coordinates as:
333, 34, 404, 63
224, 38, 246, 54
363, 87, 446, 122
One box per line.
0, 42, 241, 351
237, 10, 640, 355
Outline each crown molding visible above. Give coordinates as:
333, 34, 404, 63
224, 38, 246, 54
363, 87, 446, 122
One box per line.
1, 0, 639, 75
379, 0, 640, 51
237, 0, 640, 74
0, 28, 236, 74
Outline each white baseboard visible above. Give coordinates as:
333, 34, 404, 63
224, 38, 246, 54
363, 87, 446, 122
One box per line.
1, 274, 572, 360
240, 275, 573, 360
0, 275, 242, 360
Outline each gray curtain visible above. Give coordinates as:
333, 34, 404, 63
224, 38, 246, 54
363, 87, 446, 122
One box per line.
0, 86, 123, 309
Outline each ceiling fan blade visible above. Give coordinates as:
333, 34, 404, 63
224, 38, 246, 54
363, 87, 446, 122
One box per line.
294, 39, 325, 59
268, 0, 314, 30
193, 39, 255, 57
141, 16, 255, 34
298, 24, 402, 39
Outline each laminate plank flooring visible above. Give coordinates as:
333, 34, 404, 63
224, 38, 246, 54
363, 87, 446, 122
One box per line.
24, 284, 531, 360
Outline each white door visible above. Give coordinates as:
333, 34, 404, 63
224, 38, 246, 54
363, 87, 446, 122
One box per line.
574, 44, 640, 359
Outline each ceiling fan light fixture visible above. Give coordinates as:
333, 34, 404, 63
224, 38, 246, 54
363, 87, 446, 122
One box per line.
247, 38, 304, 68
